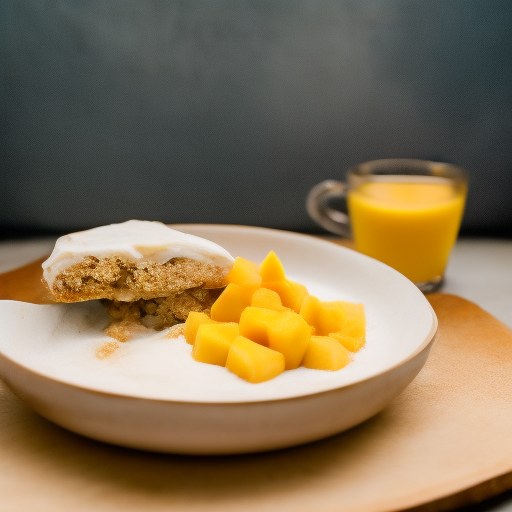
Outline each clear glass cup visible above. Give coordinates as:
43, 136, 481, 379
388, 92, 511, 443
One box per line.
307, 159, 468, 293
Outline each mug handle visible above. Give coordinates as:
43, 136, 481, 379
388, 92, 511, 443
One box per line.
306, 180, 352, 238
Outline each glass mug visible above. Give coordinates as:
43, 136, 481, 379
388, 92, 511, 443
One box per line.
307, 159, 468, 293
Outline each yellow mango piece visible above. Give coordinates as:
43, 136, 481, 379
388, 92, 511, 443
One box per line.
318, 301, 346, 335
337, 301, 366, 339
250, 288, 288, 312
299, 294, 320, 329
327, 301, 366, 352
262, 279, 308, 313
267, 310, 311, 370
192, 323, 240, 366
225, 256, 262, 291
184, 311, 218, 345
300, 295, 345, 335
301, 336, 351, 371
240, 308, 310, 369
210, 283, 254, 323
226, 336, 285, 383
258, 251, 286, 282
239, 306, 281, 346
328, 332, 365, 352
300, 296, 366, 351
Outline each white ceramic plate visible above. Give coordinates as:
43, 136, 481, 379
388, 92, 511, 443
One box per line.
0, 225, 437, 454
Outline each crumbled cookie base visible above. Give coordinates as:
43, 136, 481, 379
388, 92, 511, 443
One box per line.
102, 321, 151, 343
48, 256, 227, 303
102, 287, 222, 332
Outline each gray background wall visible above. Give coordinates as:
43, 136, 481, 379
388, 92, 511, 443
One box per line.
1, 0, 511, 237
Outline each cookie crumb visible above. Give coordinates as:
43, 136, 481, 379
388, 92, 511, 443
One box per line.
95, 340, 120, 359
166, 324, 185, 339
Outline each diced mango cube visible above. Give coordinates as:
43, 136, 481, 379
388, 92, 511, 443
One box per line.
337, 301, 366, 340
299, 295, 319, 330
262, 279, 308, 313
192, 323, 240, 366
300, 295, 345, 335
318, 301, 346, 335
184, 311, 218, 345
258, 251, 286, 282
300, 296, 366, 352
225, 256, 262, 292
210, 283, 254, 323
327, 301, 365, 352
267, 310, 311, 370
226, 336, 285, 383
239, 307, 311, 369
250, 288, 288, 312
239, 306, 281, 346
301, 336, 351, 371
328, 332, 365, 353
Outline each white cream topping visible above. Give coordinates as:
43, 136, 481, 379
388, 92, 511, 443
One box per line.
42, 220, 234, 288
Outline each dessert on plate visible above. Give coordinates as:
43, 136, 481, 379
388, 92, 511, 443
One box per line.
42, 220, 234, 332
40, 221, 366, 383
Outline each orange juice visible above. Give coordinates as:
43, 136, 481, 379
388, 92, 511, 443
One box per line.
347, 176, 466, 283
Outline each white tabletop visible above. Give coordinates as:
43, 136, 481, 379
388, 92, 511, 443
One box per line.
443, 238, 512, 330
